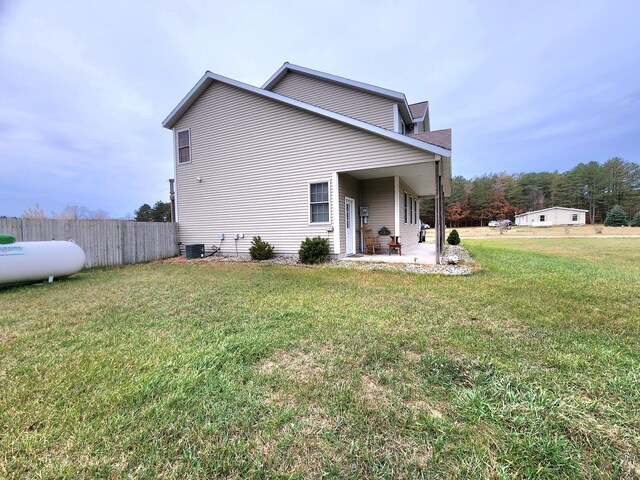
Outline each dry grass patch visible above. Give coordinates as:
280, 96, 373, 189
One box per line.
258, 349, 327, 383
361, 374, 394, 409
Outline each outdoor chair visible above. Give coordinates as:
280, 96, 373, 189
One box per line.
362, 227, 381, 254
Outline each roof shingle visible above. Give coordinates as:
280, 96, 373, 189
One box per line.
408, 129, 451, 150
409, 101, 428, 119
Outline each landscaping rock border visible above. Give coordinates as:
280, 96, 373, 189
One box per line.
166, 244, 478, 275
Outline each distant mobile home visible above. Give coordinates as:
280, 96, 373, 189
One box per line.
515, 207, 587, 227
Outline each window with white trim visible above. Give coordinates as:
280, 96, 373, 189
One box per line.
404, 191, 408, 223
572, 214, 578, 221
539, 214, 546, 222
310, 182, 329, 223
177, 129, 191, 164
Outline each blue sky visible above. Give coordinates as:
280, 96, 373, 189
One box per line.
1, 0, 639, 218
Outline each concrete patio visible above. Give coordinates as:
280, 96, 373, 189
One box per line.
342, 241, 437, 265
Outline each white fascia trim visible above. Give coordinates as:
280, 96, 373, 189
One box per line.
162, 71, 451, 157
393, 104, 400, 133
262, 62, 414, 124
162, 72, 212, 128
394, 176, 400, 236
332, 172, 340, 254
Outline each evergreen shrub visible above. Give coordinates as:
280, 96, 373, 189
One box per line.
249, 236, 275, 260
447, 229, 461, 245
298, 237, 330, 264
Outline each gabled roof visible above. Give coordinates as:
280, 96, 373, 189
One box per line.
408, 129, 451, 150
409, 101, 429, 119
162, 71, 451, 157
515, 206, 589, 217
262, 62, 416, 124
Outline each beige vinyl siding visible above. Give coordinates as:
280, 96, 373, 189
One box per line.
173, 82, 432, 255
360, 178, 395, 252
399, 179, 420, 248
271, 72, 397, 131
338, 173, 360, 254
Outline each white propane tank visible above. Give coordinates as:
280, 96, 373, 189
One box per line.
0, 241, 86, 285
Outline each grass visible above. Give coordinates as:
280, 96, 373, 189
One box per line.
1, 238, 639, 478
448, 224, 640, 238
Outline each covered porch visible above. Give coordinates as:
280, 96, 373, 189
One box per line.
332, 156, 449, 264
340, 240, 437, 265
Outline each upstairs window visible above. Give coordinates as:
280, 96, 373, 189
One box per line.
177, 129, 191, 164
310, 182, 329, 223
572, 214, 578, 221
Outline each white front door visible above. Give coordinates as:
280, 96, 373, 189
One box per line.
345, 197, 356, 255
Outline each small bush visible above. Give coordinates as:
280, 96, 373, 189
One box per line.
249, 236, 274, 260
299, 236, 330, 264
604, 205, 628, 227
631, 211, 640, 227
447, 229, 460, 245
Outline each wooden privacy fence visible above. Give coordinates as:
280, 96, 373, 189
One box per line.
0, 218, 180, 268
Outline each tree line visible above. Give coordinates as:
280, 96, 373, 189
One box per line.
421, 158, 640, 226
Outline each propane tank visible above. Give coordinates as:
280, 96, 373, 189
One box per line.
0, 240, 86, 285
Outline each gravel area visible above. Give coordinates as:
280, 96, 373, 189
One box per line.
334, 244, 476, 275
166, 244, 477, 275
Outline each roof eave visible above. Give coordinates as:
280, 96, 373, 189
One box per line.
162, 71, 451, 158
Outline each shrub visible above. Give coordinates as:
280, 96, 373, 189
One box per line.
631, 211, 640, 227
604, 205, 628, 227
298, 236, 330, 264
249, 236, 274, 260
447, 229, 460, 245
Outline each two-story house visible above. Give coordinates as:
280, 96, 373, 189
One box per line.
162, 63, 452, 262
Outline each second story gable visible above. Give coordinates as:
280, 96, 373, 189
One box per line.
262, 63, 425, 134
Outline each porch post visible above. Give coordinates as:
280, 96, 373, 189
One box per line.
434, 160, 444, 264
393, 176, 400, 237
332, 172, 340, 255
439, 179, 445, 257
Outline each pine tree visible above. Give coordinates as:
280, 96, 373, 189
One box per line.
446, 229, 460, 245
630, 211, 640, 227
604, 205, 628, 226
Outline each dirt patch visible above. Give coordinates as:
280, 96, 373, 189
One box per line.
407, 399, 444, 419
253, 406, 342, 477
402, 349, 422, 364
361, 374, 395, 409
623, 460, 640, 477
385, 435, 433, 469
258, 350, 325, 383
0, 326, 15, 346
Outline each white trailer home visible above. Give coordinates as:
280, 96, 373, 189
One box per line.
515, 207, 588, 227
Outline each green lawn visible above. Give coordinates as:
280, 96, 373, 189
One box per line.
1, 239, 639, 479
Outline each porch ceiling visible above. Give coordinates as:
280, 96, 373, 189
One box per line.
342, 160, 451, 197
